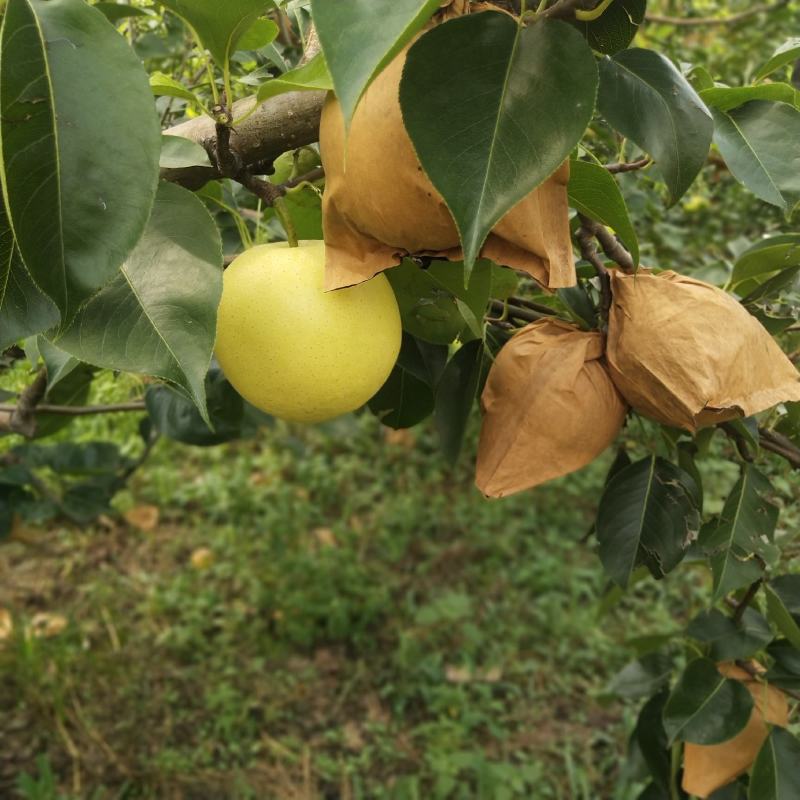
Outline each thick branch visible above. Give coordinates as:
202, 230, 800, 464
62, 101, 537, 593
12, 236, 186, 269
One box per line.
0, 369, 48, 437
645, 1, 788, 26
759, 428, 800, 470
161, 90, 325, 190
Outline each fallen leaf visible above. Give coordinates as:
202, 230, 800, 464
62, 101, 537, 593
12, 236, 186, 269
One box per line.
312, 527, 337, 548
683, 662, 789, 798
384, 428, 416, 448
124, 505, 160, 531
28, 612, 68, 639
0, 608, 13, 642
190, 547, 215, 570
342, 721, 364, 751
445, 665, 504, 684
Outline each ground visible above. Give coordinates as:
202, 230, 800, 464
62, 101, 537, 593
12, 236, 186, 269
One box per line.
0, 398, 740, 800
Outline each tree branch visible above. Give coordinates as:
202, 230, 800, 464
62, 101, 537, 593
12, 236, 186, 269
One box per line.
732, 580, 761, 624
759, 427, 800, 470
645, 1, 788, 27
604, 157, 651, 175
0, 402, 146, 417
0, 369, 48, 437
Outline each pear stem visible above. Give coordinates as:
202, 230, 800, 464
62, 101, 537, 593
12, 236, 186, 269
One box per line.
274, 197, 299, 247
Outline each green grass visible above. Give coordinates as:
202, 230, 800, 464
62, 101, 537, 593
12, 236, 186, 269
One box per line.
0, 405, 732, 800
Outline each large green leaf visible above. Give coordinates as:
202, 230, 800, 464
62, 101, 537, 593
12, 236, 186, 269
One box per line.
0, 202, 58, 350
310, 0, 440, 131
686, 607, 773, 661
160, 135, 212, 170
712, 101, 800, 210
596, 456, 700, 588
749, 729, 800, 800
55, 183, 223, 422
700, 466, 777, 601
754, 38, 800, 82
662, 658, 753, 745
765, 577, 800, 650
598, 49, 713, 204
400, 13, 598, 271
434, 339, 488, 464
572, 0, 646, 55
156, 0, 273, 68
94, 3, 152, 24
0, 0, 161, 327
255, 52, 333, 104
368, 364, 433, 430
568, 159, 639, 266
701, 84, 799, 113
731, 234, 800, 288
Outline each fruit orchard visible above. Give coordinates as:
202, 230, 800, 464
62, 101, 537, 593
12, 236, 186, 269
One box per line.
1, 0, 800, 797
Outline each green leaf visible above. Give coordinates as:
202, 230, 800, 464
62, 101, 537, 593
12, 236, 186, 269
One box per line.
160, 135, 212, 170
662, 658, 753, 745
701, 83, 799, 113
255, 51, 333, 103
0, 0, 161, 328
765, 578, 800, 650
598, 49, 713, 204
571, 0, 646, 55
235, 17, 279, 52
607, 654, 672, 700
688, 65, 715, 92
754, 38, 800, 82
687, 607, 773, 661
386, 260, 467, 345
401, 13, 597, 272
146, 366, 270, 446
311, 0, 440, 131
156, 0, 274, 68
274, 185, 323, 240
749, 728, 800, 800
596, 456, 700, 588
34, 363, 94, 439
426, 260, 494, 325
0, 202, 58, 350
711, 101, 800, 210
731, 234, 800, 288
94, 2, 151, 23
568, 160, 639, 266
633, 692, 671, 791
149, 71, 203, 105
395, 334, 448, 388
700, 466, 777, 601
434, 339, 488, 464
35, 337, 77, 392
368, 360, 433, 429
54, 182, 223, 422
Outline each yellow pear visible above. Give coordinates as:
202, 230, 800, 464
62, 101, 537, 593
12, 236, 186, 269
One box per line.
215, 240, 401, 423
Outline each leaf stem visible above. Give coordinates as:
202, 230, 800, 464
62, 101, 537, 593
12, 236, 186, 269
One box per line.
274, 197, 298, 247
575, 0, 613, 20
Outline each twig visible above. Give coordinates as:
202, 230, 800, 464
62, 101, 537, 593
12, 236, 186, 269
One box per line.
732, 580, 761, 624
584, 216, 636, 274
645, 1, 788, 26
576, 215, 612, 322
0, 401, 146, 417
721, 422, 755, 463
759, 428, 800, 471
508, 296, 558, 316
489, 299, 546, 324
540, 0, 603, 19
1, 369, 48, 437
604, 157, 651, 175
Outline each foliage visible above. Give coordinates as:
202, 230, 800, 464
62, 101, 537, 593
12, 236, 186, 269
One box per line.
1, 0, 800, 795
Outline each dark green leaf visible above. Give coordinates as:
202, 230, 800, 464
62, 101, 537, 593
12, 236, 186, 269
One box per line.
749, 728, 800, 800
700, 466, 777, 601
146, 366, 269, 446
572, 0, 646, 55
368, 362, 433, 429
754, 38, 800, 82
765, 580, 800, 650
236, 17, 279, 52
771, 576, 800, 615
396, 333, 448, 388
767, 639, 800, 676
596, 456, 700, 588
557, 284, 597, 329
311, 0, 440, 131
34, 364, 94, 439
568, 159, 639, 265
0, 0, 161, 326
16, 441, 126, 476
687, 607, 773, 661
36, 337, 77, 392
701, 84, 799, 113
662, 657, 753, 745
157, 0, 274, 68
0, 201, 59, 350
386, 260, 466, 345
711, 101, 800, 210
255, 52, 333, 104
400, 13, 597, 270
608, 654, 672, 700
598, 49, 713, 203
55, 182, 223, 422
633, 692, 671, 791
434, 339, 488, 464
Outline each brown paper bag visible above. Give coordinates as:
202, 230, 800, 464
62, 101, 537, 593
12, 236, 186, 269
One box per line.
319, 9, 575, 292
476, 319, 627, 497
683, 662, 789, 799
607, 270, 800, 432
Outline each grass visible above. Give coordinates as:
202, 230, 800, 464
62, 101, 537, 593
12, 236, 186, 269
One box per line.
0, 399, 739, 800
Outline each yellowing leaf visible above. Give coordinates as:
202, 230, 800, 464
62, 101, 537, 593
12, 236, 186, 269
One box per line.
124, 505, 160, 532
28, 612, 68, 639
